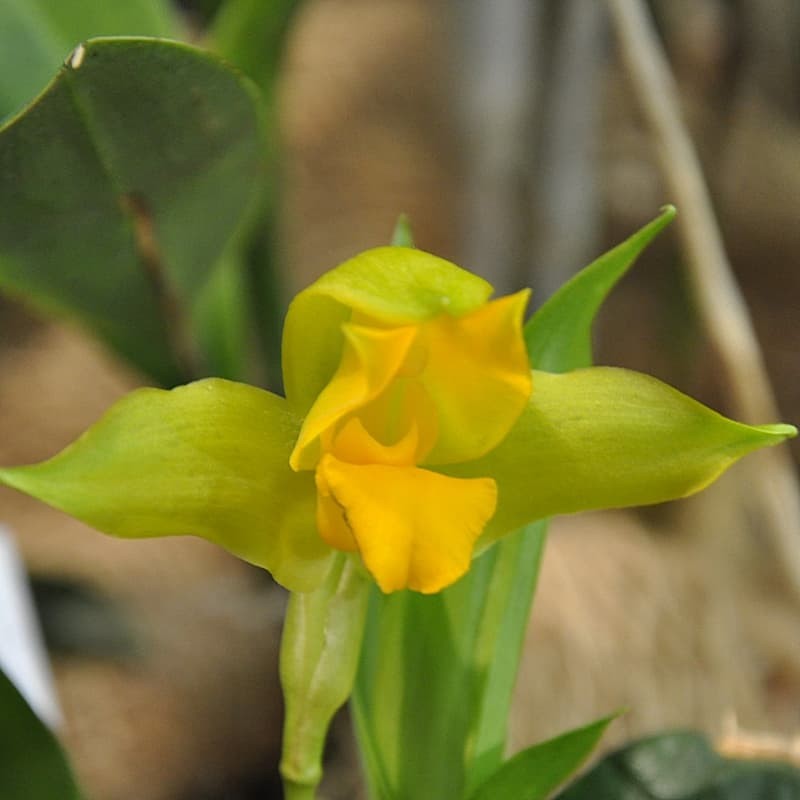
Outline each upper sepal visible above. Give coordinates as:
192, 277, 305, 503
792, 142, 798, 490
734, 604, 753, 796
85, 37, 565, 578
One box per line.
282, 246, 494, 415
448, 367, 797, 541
0, 379, 330, 591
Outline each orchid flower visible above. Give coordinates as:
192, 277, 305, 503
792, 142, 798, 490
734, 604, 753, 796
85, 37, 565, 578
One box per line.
0, 246, 794, 597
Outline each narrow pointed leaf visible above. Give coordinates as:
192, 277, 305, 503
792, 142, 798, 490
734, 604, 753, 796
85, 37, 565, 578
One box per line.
450, 367, 796, 541
0, 667, 83, 800
0, 379, 329, 591
461, 521, 547, 791
0, 38, 262, 384
526, 205, 675, 372
469, 715, 616, 800
460, 210, 679, 791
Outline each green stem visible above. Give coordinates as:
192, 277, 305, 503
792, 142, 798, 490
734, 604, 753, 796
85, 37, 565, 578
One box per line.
283, 781, 319, 800
279, 553, 369, 799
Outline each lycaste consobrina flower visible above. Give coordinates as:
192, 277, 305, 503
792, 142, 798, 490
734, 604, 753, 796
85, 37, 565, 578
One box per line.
1, 246, 795, 594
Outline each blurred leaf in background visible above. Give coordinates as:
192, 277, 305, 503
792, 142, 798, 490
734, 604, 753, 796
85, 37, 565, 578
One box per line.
0, 37, 263, 385
205, 0, 303, 387
558, 730, 800, 800
31, 575, 138, 661
0, 666, 83, 800
0, 0, 178, 122
0, 2, 303, 387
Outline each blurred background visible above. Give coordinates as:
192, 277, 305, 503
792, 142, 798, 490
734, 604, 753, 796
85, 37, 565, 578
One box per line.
1, 0, 799, 797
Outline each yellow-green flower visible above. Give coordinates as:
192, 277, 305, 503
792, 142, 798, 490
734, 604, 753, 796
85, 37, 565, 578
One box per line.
0, 246, 794, 595
289, 259, 530, 593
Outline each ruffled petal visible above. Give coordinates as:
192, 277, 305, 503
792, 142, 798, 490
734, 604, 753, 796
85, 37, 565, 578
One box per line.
315, 454, 497, 593
422, 290, 532, 464
290, 323, 417, 470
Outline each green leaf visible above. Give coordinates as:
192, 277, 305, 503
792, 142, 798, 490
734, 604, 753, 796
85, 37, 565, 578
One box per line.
460, 522, 547, 791
210, 0, 299, 97
469, 715, 616, 800
282, 247, 492, 414
558, 730, 800, 799
0, 0, 177, 121
458, 209, 680, 792
0, 37, 262, 384
352, 212, 680, 800
452, 367, 796, 542
0, 667, 83, 800
354, 584, 478, 800
0, 378, 330, 592
525, 205, 676, 373
391, 214, 416, 248
192, 240, 252, 381
209, 1, 300, 391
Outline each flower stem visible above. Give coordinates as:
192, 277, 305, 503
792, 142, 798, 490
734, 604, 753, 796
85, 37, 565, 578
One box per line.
283, 781, 319, 800
279, 553, 369, 799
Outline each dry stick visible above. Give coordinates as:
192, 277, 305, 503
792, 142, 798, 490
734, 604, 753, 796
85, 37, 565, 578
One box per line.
453, 0, 543, 293
529, 0, 605, 300
607, 0, 800, 597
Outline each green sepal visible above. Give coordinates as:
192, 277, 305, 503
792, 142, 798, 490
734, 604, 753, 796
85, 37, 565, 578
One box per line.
449, 367, 797, 542
282, 246, 492, 414
0, 379, 330, 591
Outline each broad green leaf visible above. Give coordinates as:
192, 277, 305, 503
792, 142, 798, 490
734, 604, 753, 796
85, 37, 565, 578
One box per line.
558, 730, 800, 799
282, 247, 492, 414
0, 379, 329, 591
0, 38, 262, 384
0, 0, 177, 121
525, 205, 676, 372
0, 667, 82, 800
452, 367, 796, 542
469, 715, 615, 800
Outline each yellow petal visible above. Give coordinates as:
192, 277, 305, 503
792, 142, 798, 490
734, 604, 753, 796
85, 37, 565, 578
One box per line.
331, 417, 419, 466
421, 290, 532, 464
290, 323, 417, 470
315, 473, 359, 552
315, 454, 497, 593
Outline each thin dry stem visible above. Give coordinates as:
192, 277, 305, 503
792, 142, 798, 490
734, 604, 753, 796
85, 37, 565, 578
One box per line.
607, 0, 800, 597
